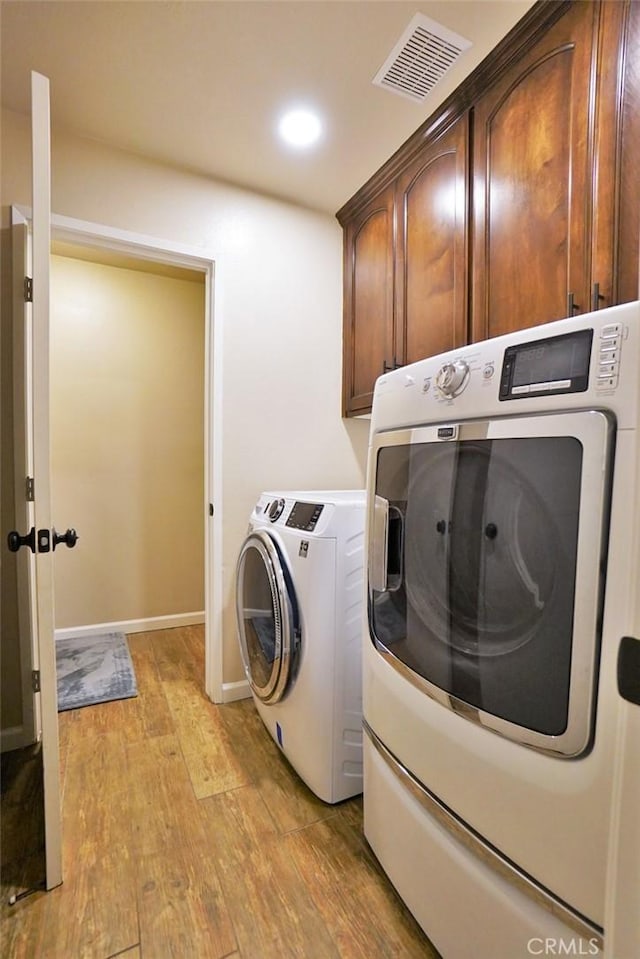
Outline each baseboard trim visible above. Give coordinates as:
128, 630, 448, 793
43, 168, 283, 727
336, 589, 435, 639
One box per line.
55, 612, 205, 641
221, 679, 251, 704
1, 725, 30, 753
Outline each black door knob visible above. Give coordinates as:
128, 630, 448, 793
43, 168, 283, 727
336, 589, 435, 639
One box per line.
7, 528, 36, 553
52, 528, 79, 551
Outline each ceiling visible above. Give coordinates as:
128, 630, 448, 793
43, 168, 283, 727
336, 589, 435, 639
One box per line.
1, 0, 535, 215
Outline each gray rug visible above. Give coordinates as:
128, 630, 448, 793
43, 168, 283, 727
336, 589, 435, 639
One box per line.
56, 631, 138, 712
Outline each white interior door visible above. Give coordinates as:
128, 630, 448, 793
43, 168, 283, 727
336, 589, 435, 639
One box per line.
11, 208, 40, 746
31, 69, 62, 890
9, 71, 63, 890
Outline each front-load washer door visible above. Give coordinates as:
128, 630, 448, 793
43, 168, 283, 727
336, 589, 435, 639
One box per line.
236, 530, 300, 704
367, 410, 614, 757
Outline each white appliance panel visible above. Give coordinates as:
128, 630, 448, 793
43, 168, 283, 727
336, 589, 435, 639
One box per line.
363, 301, 640, 948
236, 489, 366, 804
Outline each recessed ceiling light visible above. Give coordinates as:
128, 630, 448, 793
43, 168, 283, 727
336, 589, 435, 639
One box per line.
278, 108, 323, 149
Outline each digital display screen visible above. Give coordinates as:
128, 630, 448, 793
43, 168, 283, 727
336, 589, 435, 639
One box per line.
512, 330, 592, 386
286, 502, 324, 530
500, 329, 593, 400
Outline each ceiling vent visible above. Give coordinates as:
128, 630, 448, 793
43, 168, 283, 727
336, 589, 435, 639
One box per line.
373, 13, 472, 103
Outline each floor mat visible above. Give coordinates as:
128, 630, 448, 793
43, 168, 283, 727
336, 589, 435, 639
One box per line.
56, 631, 137, 711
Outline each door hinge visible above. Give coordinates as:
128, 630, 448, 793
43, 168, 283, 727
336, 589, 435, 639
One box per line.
26, 477, 35, 501
32, 670, 41, 693
24, 276, 33, 302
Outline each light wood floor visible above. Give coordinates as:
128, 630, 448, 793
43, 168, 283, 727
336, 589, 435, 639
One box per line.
2, 626, 439, 958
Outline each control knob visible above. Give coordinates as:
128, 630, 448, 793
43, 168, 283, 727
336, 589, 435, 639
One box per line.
268, 498, 285, 522
435, 359, 470, 398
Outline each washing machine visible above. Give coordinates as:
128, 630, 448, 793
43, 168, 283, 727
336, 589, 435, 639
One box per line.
363, 301, 640, 957
235, 489, 366, 803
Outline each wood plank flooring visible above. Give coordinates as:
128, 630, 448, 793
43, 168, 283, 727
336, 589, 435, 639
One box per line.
1, 626, 439, 958
1, 743, 46, 908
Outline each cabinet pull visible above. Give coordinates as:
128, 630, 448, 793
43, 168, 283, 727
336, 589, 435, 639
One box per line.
592, 283, 605, 312
567, 292, 580, 315
382, 359, 401, 374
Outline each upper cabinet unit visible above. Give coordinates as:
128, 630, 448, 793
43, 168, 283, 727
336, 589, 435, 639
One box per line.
341, 184, 395, 416
340, 115, 468, 417
396, 116, 468, 371
338, 0, 640, 416
472, 0, 639, 341
472, 2, 596, 340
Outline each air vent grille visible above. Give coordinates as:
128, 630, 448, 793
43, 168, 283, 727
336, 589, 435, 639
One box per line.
373, 13, 472, 103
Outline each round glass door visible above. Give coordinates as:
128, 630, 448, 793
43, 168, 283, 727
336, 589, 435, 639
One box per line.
235, 530, 299, 703
367, 410, 614, 756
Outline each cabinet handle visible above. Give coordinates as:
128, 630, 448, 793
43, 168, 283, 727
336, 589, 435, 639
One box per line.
567, 292, 580, 315
382, 359, 401, 374
592, 283, 605, 312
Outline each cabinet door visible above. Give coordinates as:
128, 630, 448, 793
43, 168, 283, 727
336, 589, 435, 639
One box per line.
396, 115, 469, 366
591, 0, 640, 312
615, 0, 640, 305
472, 1, 598, 341
342, 185, 395, 416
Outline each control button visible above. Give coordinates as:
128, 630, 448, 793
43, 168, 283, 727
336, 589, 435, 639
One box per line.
422, 377, 432, 394
529, 381, 551, 392
600, 337, 621, 352
596, 376, 618, 390
599, 363, 617, 376
549, 379, 572, 390
483, 363, 495, 380
511, 385, 530, 395
599, 349, 619, 363
600, 323, 622, 339
435, 359, 470, 398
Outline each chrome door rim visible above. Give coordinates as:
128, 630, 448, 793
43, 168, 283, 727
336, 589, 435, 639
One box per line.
235, 529, 295, 704
366, 409, 615, 757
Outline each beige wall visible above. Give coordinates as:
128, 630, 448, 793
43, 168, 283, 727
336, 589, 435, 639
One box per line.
1, 107, 369, 715
50, 254, 205, 629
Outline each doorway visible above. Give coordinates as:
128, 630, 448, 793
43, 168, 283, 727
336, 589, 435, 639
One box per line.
49, 243, 206, 637
3, 208, 221, 904
48, 211, 222, 703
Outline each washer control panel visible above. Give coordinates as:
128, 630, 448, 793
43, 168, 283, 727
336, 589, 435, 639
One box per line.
286, 501, 324, 531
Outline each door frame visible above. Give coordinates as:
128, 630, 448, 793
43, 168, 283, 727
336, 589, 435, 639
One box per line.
14, 205, 224, 704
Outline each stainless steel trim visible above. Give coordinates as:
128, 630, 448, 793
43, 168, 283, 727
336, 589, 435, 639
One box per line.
368, 495, 389, 593
364, 721, 604, 949
366, 409, 615, 758
235, 530, 294, 704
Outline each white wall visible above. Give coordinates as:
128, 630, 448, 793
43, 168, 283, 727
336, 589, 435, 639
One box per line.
1, 107, 370, 688
50, 254, 205, 630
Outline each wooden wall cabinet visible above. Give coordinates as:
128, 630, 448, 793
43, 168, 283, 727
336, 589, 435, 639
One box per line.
340, 116, 468, 416
472, 0, 639, 341
341, 185, 395, 416
338, 0, 639, 416
396, 118, 468, 370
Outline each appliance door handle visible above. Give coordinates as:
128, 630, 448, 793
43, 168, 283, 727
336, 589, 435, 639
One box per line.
369, 495, 389, 593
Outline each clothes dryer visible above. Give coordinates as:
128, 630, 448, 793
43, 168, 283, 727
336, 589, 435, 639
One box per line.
236, 489, 365, 803
363, 302, 640, 957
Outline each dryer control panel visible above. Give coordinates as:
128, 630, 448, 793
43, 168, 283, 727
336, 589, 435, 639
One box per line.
499, 328, 593, 401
